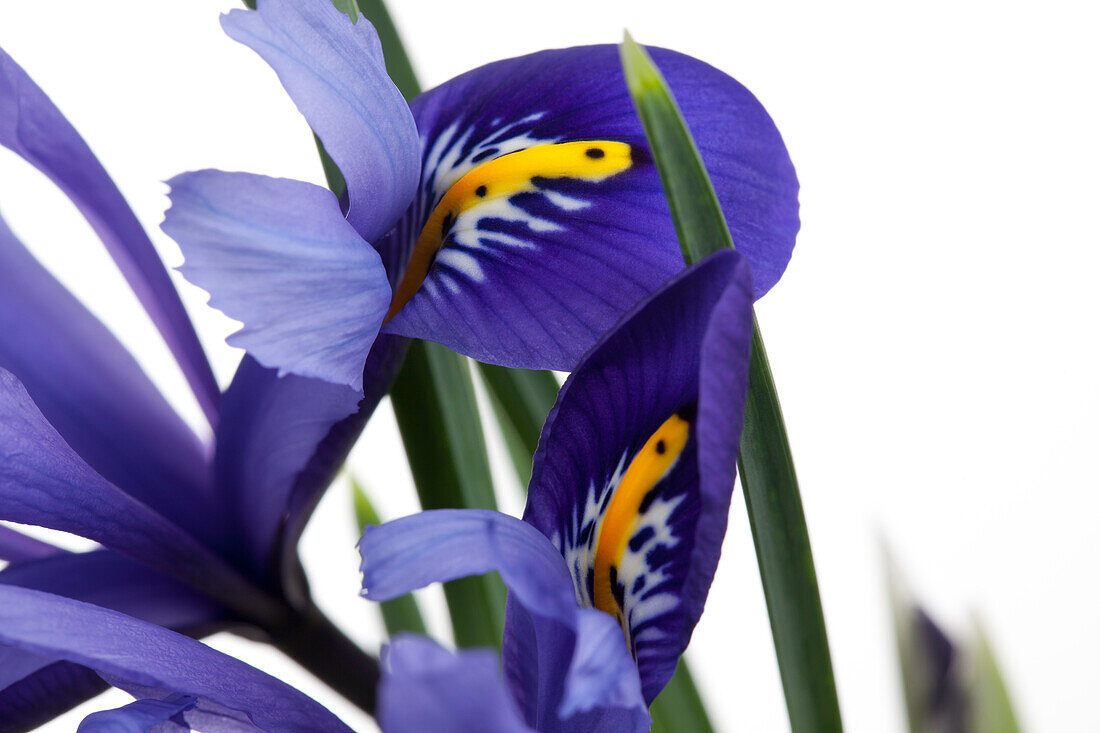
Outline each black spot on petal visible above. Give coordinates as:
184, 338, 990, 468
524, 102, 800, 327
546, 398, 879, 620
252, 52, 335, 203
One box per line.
585, 147, 605, 159
471, 147, 499, 164
475, 185, 487, 198
655, 440, 666, 455
629, 526, 655, 553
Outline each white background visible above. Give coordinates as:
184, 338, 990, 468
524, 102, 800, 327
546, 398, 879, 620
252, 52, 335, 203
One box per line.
1, 1, 1098, 731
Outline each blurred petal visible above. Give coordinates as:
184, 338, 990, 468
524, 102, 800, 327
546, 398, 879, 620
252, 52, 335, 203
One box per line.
378, 635, 532, 733
221, 0, 419, 244
78, 694, 195, 733
0, 523, 62, 563
0, 586, 352, 733
524, 250, 753, 701
380, 44, 797, 370
164, 171, 390, 390
0, 212, 212, 538
0, 46, 218, 421
0, 370, 260, 610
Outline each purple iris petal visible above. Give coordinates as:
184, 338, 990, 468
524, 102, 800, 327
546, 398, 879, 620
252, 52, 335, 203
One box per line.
0, 370, 262, 613
379, 635, 533, 733
359, 509, 576, 626
213, 356, 361, 581
0, 524, 63, 563
360, 512, 647, 729
524, 250, 753, 702
381, 44, 796, 371
0, 47, 218, 422
0, 213, 214, 541
0, 551, 225, 727
360, 509, 649, 732
164, 171, 390, 391
221, 0, 420, 245
77, 693, 196, 732
557, 610, 649, 723
0, 662, 106, 731
0, 586, 352, 733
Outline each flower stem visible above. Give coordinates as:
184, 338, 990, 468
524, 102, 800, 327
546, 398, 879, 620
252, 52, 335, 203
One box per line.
268, 601, 380, 716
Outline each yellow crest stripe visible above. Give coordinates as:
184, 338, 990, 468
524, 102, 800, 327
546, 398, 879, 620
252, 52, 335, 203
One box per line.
385, 140, 635, 322
592, 413, 691, 620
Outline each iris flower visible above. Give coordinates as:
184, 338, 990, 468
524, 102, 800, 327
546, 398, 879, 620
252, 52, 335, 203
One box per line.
360, 250, 754, 731
163, 0, 798, 385
0, 47, 373, 727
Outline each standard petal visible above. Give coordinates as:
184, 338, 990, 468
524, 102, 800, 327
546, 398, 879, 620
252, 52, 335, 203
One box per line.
361, 510, 646, 732
359, 509, 576, 628
212, 356, 361, 581
523, 250, 753, 702
557, 610, 648, 725
378, 635, 532, 733
221, 0, 419, 244
0, 586, 353, 733
164, 171, 390, 390
0, 47, 218, 421
0, 212, 212, 540
379, 44, 797, 370
0, 370, 269, 619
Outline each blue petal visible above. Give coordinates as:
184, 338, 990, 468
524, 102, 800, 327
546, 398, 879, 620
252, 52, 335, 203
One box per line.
164, 171, 390, 390
221, 0, 419, 245
0, 551, 223, 727
359, 509, 576, 628
0, 212, 213, 542
0, 586, 352, 733
557, 610, 648, 724
0, 46, 218, 421
213, 335, 406, 589
0, 661, 106, 730
379, 44, 797, 370
0, 370, 261, 612
0, 524, 62, 563
524, 250, 753, 702
78, 694, 196, 733
212, 356, 361, 581
360, 509, 647, 731
378, 635, 532, 733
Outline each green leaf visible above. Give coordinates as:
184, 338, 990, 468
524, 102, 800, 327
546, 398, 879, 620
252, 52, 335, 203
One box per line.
355, 0, 420, 100
329, 0, 362, 22
351, 478, 427, 636
475, 364, 560, 487
389, 340, 507, 648
649, 662, 716, 733
620, 34, 843, 733
970, 623, 1022, 733
619, 33, 734, 262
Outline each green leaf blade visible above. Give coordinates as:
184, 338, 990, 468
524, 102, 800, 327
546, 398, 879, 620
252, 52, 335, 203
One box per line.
389, 341, 507, 648
620, 33, 843, 733
475, 364, 560, 488
351, 478, 428, 637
